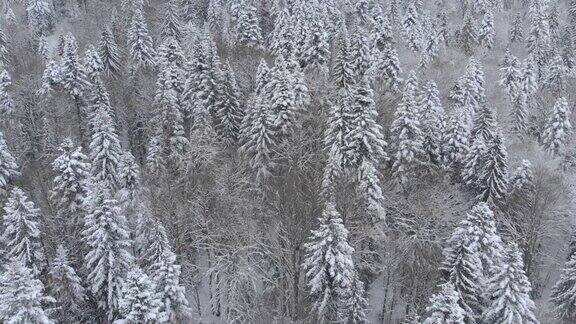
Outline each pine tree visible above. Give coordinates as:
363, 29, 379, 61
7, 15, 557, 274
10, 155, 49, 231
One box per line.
239, 98, 275, 182
215, 63, 244, 146
49, 245, 86, 322
422, 283, 466, 324
231, 0, 262, 48
1, 188, 46, 276
459, 14, 477, 56
420, 80, 445, 166
303, 202, 356, 322
402, 2, 421, 52
376, 43, 403, 92
127, 2, 156, 71
51, 138, 90, 239
509, 12, 524, 43
542, 97, 572, 156
476, 132, 509, 207
0, 259, 55, 323
118, 267, 162, 323
551, 249, 576, 321
442, 111, 470, 170
0, 130, 19, 195
89, 104, 122, 192
161, 1, 183, 43
82, 185, 133, 322
0, 68, 14, 117
150, 249, 190, 322
482, 242, 539, 324
543, 55, 568, 96
391, 73, 425, 188
26, 0, 53, 37
99, 26, 122, 76
478, 11, 495, 49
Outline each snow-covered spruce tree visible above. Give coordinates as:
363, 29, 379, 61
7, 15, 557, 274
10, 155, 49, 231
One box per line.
26, 0, 53, 37
268, 56, 302, 138
150, 249, 190, 322
0, 68, 14, 117
471, 105, 497, 144
482, 242, 539, 324
240, 59, 269, 142
420, 20, 444, 68
541, 97, 571, 156
527, 0, 552, 79
161, 0, 183, 43
459, 14, 477, 56
215, 62, 244, 146
349, 27, 371, 80
49, 244, 86, 322
239, 98, 276, 182
0, 259, 55, 323
99, 26, 122, 77
0, 26, 8, 66
499, 50, 522, 101
147, 37, 188, 173
82, 183, 133, 322
303, 202, 356, 322
402, 2, 421, 53
509, 12, 524, 43
507, 159, 535, 226
118, 267, 162, 323
551, 248, 576, 321
268, 8, 295, 58
1, 187, 46, 276
51, 138, 90, 239
440, 210, 483, 322
332, 28, 356, 93
419, 80, 445, 166
369, 5, 394, 52
0, 130, 20, 195
302, 17, 330, 73
478, 11, 495, 49
84, 45, 104, 80
347, 273, 369, 324
476, 131, 509, 207
442, 111, 470, 171
38, 59, 62, 98
422, 283, 466, 324
118, 151, 140, 201
127, 1, 156, 71
376, 42, 403, 93
462, 136, 489, 188
521, 56, 538, 98
231, 0, 262, 48
391, 72, 425, 188
89, 102, 122, 192
543, 54, 569, 96
61, 34, 88, 100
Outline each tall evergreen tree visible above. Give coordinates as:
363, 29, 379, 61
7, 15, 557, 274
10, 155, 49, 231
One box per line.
98, 26, 122, 76
26, 0, 53, 37
127, 1, 156, 71
150, 249, 190, 322
442, 111, 470, 171
509, 12, 524, 43
231, 0, 262, 48
551, 248, 576, 321
1, 188, 46, 276
0, 130, 20, 195
459, 14, 478, 56
402, 2, 421, 52
82, 185, 133, 322
422, 283, 466, 324
419, 80, 445, 166
476, 132, 509, 207
49, 245, 86, 322
303, 202, 356, 323
118, 267, 162, 323
0, 69, 14, 117
478, 11, 495, 49
527, 0, 552, 78
161, 0, 183, 43
89, 103, 122, 192
0, 260, 54, 323
542, 97, 571, 156
215, 63, 244, 146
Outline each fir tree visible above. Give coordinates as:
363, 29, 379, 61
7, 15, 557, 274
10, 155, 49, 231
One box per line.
231, 0, 262, 48
402, 2, 421, 52
83, 45, 103, 81
541, 97, 572, 156
459, 14, 477, 56
507, 159, 535, 225
303, 202, 356, 323
61, 34, 88, 99
543, 55, 568, 96
302, 17, 330, 73
442, 111, 470, 170
376, 43, 403, 92
462, 136, 489, 188
499, 50, 522, 100
422, 283, 466, 324
0, 69, 14, 117
349, 27, 371, 79
332, 29, 356, 93
369, 6, 394, 52
150, 249, 190, 322
482, 243, 539, 324
478, 11, 495, 49
527, 0, 552, 78
0, 26, 8, 67
89, 104, 122, 192
49, 245, 86, 322
509, 12, 524, 43
391, 73, 425, 188
38, 59, 62, 98
419, 80, 445, 166
476, 132, 509, 207
268, 57, 302, 137
127, 1, 156, 71
239, 99, 275, 182
118, 151, 140, 201
0, 259, 55, 323
347, 274, 369, 324
51, 138, 90, 239
471, 105, 497, 144
268, 8, 295, 58
521, 56, 538, 97
118, 267, 162, 323
26, 0, 53, 37
215, 63, 244, 146
551, 249, 576, 321
1, 188, 46, 276
82, 185, 133, 322
99, 26, 122, 77
161, 1, 183, 43
0, 130, 19, 195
